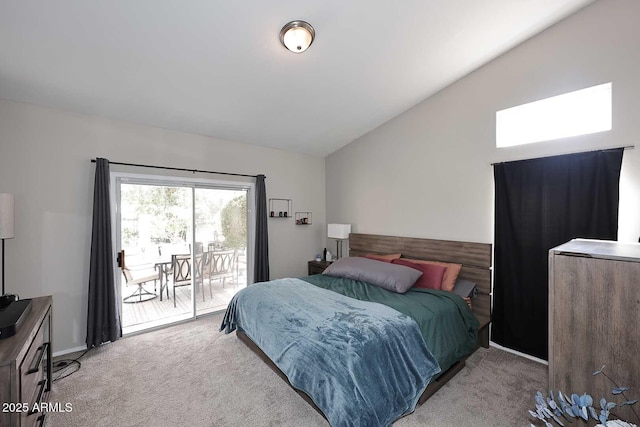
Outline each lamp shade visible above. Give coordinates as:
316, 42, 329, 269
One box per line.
0, 193, 14, 239
328, 223, 351, 240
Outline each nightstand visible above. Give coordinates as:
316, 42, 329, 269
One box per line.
308, 260, 332, 275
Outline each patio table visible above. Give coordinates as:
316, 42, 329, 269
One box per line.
154, 260, 172, 301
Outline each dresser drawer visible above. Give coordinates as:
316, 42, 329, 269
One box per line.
20, 408, 46, 427
20, 323, 47, 405
308, 260, 332, 275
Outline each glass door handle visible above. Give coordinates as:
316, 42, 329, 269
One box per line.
117, 250, 125, 268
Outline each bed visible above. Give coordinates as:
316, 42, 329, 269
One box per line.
220, 233, 492, 426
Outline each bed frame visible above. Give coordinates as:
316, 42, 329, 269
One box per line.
236, 233, 492, 418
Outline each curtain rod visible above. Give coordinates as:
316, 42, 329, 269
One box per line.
90, 159, 263, 179
490, 145, 634, 166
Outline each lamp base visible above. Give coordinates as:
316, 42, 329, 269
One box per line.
334, 239, 347, 259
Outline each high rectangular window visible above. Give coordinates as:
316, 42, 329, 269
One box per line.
496, 82, 612, 148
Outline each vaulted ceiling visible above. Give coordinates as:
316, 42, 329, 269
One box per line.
0, 0, 595, 156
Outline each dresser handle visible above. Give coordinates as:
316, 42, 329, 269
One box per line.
27, 342, 49, 374
27, 379, 47, 415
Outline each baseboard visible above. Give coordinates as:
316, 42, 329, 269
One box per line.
54, 311, 224, 358
489, 341, 548, 365
53, 345, 87, 358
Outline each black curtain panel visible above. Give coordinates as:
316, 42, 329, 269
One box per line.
86, 158, 121, 348
492, 148, 623, 360
254, 174, 269, 283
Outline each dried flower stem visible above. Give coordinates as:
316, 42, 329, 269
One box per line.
600, 371, 640, 423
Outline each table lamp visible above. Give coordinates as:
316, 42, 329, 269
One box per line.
327, 224, 351, 260
0, 193, 15, 297
0, 193, 32, 339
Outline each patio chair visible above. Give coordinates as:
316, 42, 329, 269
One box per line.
122, 266, 160, 303
171, 253, 205, 307
206, 249, 237, 297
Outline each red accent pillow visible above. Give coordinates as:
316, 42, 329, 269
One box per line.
391, 258, 447, 290
402, 259, 462, 292
365, 253, 401, 263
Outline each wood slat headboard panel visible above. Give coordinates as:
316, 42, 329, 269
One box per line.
349, 233, 492, 326
349, 233, 491, 268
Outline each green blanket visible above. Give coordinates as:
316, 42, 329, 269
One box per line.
301, 274, 479, 372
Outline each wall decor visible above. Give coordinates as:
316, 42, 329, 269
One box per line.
295, 212, 312, 225
268, 198, 292, 219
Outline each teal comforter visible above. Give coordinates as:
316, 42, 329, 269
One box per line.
301, 274, 479, 372
220, 278, 441, 426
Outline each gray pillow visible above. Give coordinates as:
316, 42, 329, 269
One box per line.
322, 257, 423, 294
452, 279, 477, 298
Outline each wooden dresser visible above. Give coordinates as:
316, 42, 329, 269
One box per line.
549, 240, 640, 422
0, 296, 52, 427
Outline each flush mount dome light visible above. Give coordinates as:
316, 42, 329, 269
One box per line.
280, 20, 315, 53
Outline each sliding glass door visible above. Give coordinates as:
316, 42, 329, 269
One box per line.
194, 187, 248, 316
113, 174, 251, 334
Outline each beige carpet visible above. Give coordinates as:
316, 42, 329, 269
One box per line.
46, 315, 546, 427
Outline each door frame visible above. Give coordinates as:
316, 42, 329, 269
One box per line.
110, 171, 255, 332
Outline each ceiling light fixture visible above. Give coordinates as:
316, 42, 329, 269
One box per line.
280, 20, 315, 53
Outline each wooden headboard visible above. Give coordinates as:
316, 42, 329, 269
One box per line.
349, 233, 492, 331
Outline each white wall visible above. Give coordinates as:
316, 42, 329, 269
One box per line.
326, 0, 640, 247
0, 99, 326, 352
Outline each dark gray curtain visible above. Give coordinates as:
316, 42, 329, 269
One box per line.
86, 158, 121, 348
254, 174, 269, 283
492, 149, 623, 359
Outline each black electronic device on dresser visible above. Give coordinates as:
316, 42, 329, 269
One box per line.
0, 296, 32, 340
